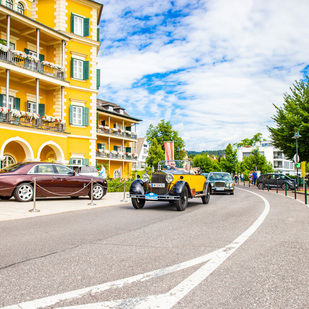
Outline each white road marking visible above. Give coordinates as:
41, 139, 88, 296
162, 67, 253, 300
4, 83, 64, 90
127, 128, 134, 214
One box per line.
4, 188, 269, 309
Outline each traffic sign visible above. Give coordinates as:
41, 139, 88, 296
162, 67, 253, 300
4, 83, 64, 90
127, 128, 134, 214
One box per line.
295, 163, 300, 168
293, 154, 300, 163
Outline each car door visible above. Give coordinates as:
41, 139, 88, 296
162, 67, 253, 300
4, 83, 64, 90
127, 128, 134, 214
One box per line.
53, 164, 88, 196
29, 164, 60, 197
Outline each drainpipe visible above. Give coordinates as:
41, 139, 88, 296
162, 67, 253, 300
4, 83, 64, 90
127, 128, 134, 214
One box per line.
36, 79, 39, 114
61, 86, 64, 120
6, 70, 9, 109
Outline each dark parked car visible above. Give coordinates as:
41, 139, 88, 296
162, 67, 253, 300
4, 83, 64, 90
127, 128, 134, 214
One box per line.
0, 162, 107, 202
257, 173, 295, 190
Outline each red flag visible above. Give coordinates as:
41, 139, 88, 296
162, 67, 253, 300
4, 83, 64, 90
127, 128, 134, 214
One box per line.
164, 141, 174, 160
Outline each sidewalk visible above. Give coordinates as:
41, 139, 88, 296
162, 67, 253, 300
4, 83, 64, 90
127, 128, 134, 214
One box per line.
234, 182, 308, 205
0, 192, 131, 222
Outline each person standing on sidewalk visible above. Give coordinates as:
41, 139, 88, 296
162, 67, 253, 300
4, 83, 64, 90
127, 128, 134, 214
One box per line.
240, 172, 244, 183
253, 171, 257, 185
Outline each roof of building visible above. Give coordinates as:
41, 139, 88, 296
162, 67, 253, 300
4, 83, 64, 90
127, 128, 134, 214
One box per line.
97, 99, 142, 122
136, 137, 146, 155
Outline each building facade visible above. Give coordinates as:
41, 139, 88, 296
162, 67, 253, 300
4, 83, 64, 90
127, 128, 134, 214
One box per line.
237, 141, 295, 174
96, 99, 141, 179
0, 0, 102, 168
132, 137, 149, 170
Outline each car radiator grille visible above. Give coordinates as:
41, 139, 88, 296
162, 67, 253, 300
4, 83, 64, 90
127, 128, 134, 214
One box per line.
214, 181, 225, 188
151, 174, 168, 195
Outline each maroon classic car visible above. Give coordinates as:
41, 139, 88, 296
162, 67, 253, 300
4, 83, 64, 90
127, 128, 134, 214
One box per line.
0, 162, 107, 202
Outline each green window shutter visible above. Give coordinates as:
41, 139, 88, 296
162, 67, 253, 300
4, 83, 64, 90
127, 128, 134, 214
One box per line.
39, 104, 45, 116
96, 69, 100, 89
70, 158, 74, 164
0, 94, 3, 107
83, 61, 89, 80
114, 146, 117, 151
126, 147, 131, 153
97, 28, 100, 41
69, 105, 73, 124
83, 18, 89, 37
71, 58, 74, 78
101, 120, 105, 126
125, 126, 131, 131
14, 97, 20, 109
97, 143, 102, 149
82, 107, 89, 126
39, 54, 45, 61
24, 48, 29, 54
71, 13, 75, 33
82, 159, 89, 166
24, 48, 29, 68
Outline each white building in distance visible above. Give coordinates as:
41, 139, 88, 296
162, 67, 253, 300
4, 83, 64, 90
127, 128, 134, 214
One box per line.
237, 141, 295, 174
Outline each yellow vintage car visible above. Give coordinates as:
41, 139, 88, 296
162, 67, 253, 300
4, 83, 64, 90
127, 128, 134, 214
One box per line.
129, 160, 211, 211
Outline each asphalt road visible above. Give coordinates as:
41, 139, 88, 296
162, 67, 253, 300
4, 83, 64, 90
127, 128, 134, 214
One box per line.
1, 187, 309, 308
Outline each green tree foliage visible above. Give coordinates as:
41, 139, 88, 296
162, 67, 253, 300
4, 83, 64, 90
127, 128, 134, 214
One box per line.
146, 120, 186, 169
268, 78, 309, 161
192, 153, 221, 172
220, 143, 239, 173
145, 138, 165, 171
237, 133, 264, 147
240, 149, 274, 177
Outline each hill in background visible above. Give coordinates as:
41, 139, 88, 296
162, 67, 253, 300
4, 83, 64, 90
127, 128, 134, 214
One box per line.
187, 150, 225, 157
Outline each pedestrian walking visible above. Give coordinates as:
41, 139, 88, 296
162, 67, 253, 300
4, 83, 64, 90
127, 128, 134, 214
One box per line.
234, 174, 239, 184
249, 171, 253, 184
240, 172, 244, 183
99, 164, 106, 179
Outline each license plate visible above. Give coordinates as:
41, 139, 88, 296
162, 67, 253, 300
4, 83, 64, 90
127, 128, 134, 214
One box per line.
151, 183, 165, 188
215, 187, 224, 191
145, 193, 158, 200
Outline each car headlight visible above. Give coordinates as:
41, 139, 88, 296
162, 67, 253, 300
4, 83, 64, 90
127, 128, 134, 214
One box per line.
141, 173, 149, 182
165, 173, 174, 183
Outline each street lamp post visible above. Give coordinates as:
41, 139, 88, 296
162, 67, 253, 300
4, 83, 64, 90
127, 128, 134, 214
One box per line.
292, 131, 301, 189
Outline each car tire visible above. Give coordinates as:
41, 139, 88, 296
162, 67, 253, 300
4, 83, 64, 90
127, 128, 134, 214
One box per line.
175, 186, 188, 211
281, 183, 290, 190
14, 183, 33, 202
258, 183, 263, 190
202, 185, 210, 204
132, 198, 145, 209
89, 183, 104, 200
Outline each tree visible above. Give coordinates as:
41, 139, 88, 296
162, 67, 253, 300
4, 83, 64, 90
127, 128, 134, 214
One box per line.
237, 133, 264, 147
145, 138, 164, 171
268, 78, 309, 161
193, 154, 214, 172
220, 144, 239, 173
240, 149, 273, 177
146, 120, 186, 169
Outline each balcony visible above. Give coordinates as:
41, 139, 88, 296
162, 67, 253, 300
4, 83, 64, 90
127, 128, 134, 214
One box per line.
97, 125, 137, 139
96, 150, 138, 161
0, 109, 66, 133
0, 47, 65, 80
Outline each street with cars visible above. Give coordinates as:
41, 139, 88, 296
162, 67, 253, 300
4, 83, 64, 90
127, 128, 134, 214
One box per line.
1, 186, 309, 308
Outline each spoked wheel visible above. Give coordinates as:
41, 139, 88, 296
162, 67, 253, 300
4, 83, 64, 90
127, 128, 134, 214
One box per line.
175, 186, 188, 211
281, 183, 290, 190
201, 185, 210, 204
14, 183, 33, 202
90, 183, 104, 200
258, 183, 264, 190
132, 198, 145, 209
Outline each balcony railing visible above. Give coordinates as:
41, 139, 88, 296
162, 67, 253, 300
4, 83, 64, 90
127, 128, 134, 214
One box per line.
96, 150, 138, 160
0, 111, 66, 133
97, 126, 137, 139
0, 49, 65, 80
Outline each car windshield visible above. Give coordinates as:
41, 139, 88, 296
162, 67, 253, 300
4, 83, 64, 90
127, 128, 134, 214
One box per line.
158, 160, 191, 174
208, 173, 232, 181
0, 163, 24, 173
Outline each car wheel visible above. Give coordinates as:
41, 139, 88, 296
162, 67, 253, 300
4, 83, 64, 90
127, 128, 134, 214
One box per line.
90, 183, 104, 200
175, 186, 188, 211
14, 183, 33, 202
132, 198, 145, 209
258, 183, 263, 190
281, 183, 290, 190
202, 186, 210, 204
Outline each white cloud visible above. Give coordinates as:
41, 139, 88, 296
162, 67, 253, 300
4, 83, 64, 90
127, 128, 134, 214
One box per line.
97, 0, 309, 151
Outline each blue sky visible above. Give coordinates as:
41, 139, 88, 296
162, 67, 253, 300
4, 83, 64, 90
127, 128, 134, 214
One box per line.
96, 0, 309, 151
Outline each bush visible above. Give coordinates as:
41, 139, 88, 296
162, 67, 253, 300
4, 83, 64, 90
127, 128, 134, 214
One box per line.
107, 178, 133, 192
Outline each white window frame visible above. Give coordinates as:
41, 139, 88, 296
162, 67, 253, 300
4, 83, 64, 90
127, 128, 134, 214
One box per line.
73, 59, 83, 80
74, 15, 84, 36
71, 158, 83, 165
6, 0, 13, 9
17, 2, 24, 14
72, 106, 83, 125
27, 101, 36, 113
3, 95, 14, 110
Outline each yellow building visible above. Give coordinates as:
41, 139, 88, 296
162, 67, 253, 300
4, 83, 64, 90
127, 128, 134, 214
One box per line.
0, 1, 103, 168
96, 99, 141, 179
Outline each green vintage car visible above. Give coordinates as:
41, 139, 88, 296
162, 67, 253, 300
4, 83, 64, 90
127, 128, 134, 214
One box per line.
207, 172, 234, 195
